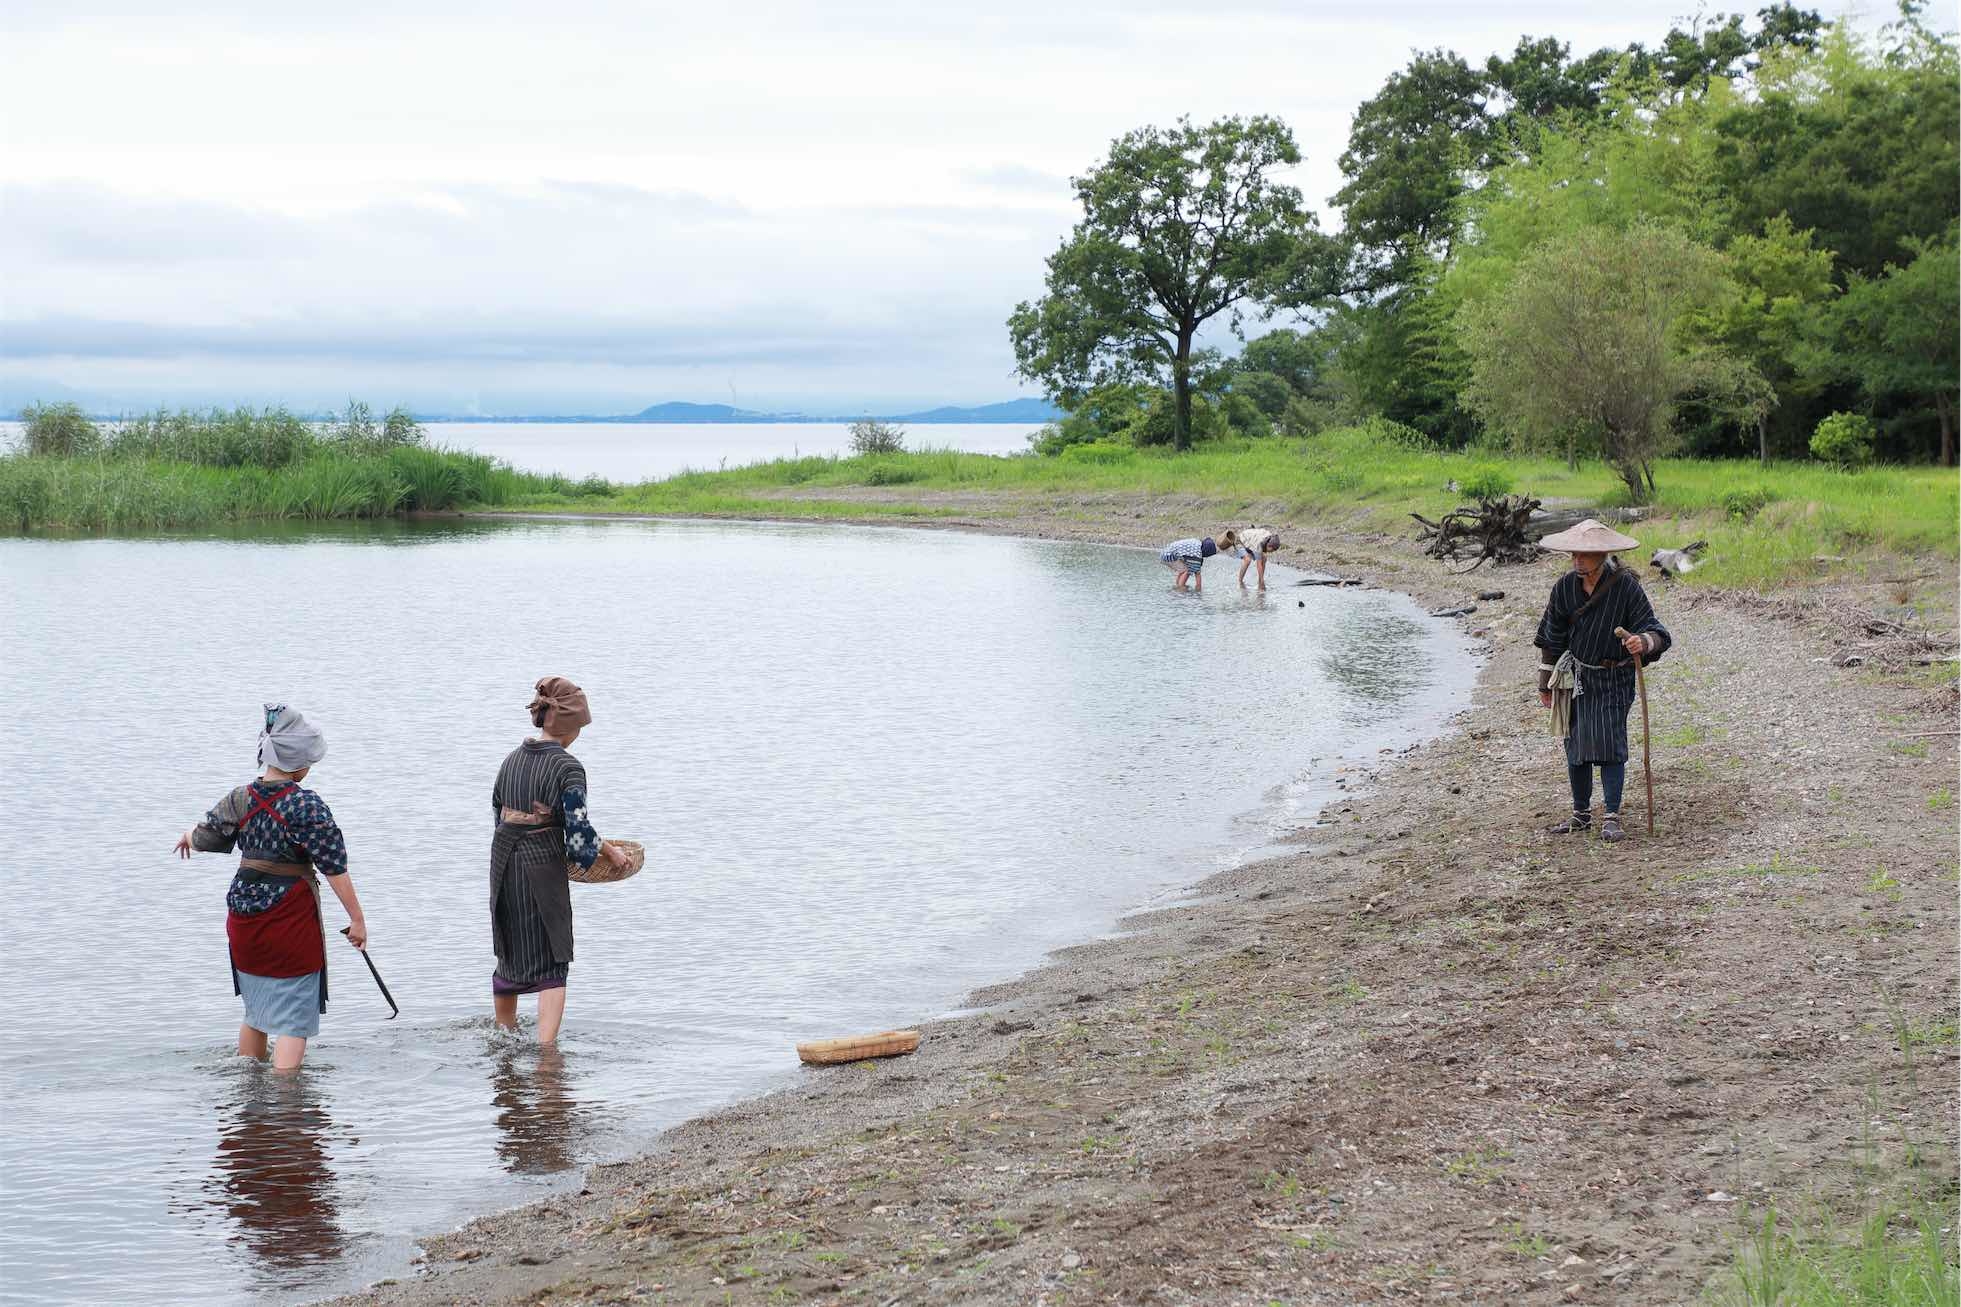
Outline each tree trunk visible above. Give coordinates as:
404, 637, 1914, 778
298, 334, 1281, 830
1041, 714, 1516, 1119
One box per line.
1171, 329, 1194, 452
1565, 432, 1577, 472
1757, 417, 1767, 465
1937, 390, 1955, 468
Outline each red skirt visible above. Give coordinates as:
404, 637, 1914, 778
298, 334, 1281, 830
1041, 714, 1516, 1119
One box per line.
227, 879, 325, 978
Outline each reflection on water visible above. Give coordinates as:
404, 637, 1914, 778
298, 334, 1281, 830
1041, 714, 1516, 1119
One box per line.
0, 518, 1478, 1305
202, 1071, 348, 1271
1315, 607, 1433, 711
491, 1048, 587, 1176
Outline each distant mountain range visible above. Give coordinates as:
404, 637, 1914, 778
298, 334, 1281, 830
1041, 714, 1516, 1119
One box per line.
1, 396, 1063, 424
425, 398, 1063, 425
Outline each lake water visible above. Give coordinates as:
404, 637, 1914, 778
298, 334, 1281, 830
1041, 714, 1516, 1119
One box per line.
0, 518, 1477, 1305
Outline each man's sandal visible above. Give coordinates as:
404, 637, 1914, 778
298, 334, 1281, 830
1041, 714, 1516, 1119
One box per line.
1599, 815, 1626, 843
1546, 812, 1592, 835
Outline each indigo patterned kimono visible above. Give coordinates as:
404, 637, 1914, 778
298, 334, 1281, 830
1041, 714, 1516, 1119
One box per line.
1534, 561, 1672, 766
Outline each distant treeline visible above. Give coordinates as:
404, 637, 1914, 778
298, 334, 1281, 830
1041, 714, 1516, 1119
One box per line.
1014, 3, 1959, 482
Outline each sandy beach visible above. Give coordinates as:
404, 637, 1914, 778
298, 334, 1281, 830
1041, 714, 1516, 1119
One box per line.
328, 491, 1958, 1306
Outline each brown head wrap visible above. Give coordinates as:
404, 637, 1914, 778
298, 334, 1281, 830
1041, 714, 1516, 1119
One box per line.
528, 676, 592, 735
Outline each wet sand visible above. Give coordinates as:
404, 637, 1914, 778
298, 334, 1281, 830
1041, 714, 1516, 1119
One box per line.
328, 493, 1958, 1305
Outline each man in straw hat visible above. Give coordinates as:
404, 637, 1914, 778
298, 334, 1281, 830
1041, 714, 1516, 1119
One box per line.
1533, 520, 1673, 843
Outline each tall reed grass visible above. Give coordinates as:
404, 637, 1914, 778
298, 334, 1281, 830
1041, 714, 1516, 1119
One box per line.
0, 448, 564, 532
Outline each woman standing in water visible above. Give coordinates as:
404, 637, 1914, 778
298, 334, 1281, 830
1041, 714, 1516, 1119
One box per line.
491, 676, 631, 1043
175, 705, 369, 1070
1534, 521, 1673, 843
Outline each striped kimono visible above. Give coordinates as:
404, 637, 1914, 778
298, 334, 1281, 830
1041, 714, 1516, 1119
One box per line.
489, 740, 601, 993
1534, 562, 1672, 765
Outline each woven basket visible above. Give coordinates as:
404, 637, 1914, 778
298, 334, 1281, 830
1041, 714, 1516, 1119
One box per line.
796, 1029, 920, 1066
567, 839, 644, 885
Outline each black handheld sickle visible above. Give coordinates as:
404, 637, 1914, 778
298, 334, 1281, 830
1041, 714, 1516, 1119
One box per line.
340, 927, 400, 1019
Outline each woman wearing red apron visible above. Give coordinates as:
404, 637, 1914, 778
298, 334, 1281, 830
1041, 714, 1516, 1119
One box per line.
175, 705, 371, 1070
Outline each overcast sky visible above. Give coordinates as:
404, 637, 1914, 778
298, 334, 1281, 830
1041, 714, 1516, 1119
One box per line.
0, 1, 1874, 414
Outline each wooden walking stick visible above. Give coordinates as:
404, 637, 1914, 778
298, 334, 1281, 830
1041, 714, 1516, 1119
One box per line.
1614, 626, 1655, 835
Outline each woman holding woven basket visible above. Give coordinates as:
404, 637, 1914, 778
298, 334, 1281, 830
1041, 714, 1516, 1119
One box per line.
489, 676, 632, 1043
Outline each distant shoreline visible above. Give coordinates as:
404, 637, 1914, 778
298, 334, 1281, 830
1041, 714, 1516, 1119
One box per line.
1, 405, 1060, 427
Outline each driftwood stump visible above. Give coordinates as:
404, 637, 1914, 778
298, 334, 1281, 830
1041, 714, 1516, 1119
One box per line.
1410, 495, 1546, 570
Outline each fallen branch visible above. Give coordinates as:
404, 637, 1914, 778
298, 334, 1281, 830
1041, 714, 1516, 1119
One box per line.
1410, 494, 1546, 569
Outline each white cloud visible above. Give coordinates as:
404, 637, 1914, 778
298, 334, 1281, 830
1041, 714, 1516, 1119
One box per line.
0, 0, 1869, 410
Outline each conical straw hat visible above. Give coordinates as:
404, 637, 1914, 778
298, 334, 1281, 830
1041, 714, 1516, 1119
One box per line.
1538, 518, 1640, 552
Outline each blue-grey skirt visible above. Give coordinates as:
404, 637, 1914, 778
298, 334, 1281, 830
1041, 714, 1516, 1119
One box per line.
238, 970, 322, 1039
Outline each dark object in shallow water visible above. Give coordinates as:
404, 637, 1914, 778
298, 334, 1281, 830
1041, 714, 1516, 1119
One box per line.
1430, 605, 1477, 618
1295, 573, 1365, 587
340, 927, 399, 1019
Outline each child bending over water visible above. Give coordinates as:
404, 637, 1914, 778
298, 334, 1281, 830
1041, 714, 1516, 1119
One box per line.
1159, 534, 1223, 591
1230, 527, 1282, 589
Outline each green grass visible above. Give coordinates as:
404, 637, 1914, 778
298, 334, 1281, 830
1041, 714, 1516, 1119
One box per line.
485, 429, 1958, 589
1715, 1201, 1959, 1307
8, 425, 1957, 592
0, 448, 585, 532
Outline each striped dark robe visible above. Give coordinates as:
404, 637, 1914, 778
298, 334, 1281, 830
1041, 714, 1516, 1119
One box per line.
489, 741, 591, 987
1535, 562, 1672, 765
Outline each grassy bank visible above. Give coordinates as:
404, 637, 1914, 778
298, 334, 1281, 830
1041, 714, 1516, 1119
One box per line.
496, 429, 1959, 590
0, 448, 611, 533
7, 421, 1955, 590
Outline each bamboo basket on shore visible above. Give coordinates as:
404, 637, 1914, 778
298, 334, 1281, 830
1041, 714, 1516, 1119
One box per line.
568, 839, 644, 884
796, 1029, 920, 1066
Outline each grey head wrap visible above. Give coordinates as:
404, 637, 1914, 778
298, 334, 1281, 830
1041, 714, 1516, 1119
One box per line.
258, 703, 327, 773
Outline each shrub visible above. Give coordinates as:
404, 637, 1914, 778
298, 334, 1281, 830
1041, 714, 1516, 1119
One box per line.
1810, 412, 1875, 468
859, 459, 922, 486
20, 402, 101, 457
774, 455, 833, 484
1029, 421, 1093, 457
1361, 415, 1434, 451
1280, 395, 1341, 437
1058, 442, 1136, 465
1221, 392, 1274, 439
848, 418, 906, 455
1720, 484, 1775, 520
1459, 464, 1514, 499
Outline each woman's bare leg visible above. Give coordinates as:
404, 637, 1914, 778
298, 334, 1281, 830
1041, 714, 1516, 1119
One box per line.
238, 1024, 269, 1059
270, 1036, 307, 1071
1256, 555, 1268, 589
494, 993, 520, 1030
536, 987, 568, 1045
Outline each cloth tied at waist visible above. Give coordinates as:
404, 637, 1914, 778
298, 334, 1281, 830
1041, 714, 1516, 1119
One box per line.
1545, 650, 1630, 738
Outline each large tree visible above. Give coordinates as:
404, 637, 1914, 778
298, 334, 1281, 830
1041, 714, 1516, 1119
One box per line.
1822, 232, 1960, 465
1460, 225, 1749, 499
1008, 116, 1336, 451
1331, 7, 1827, 296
